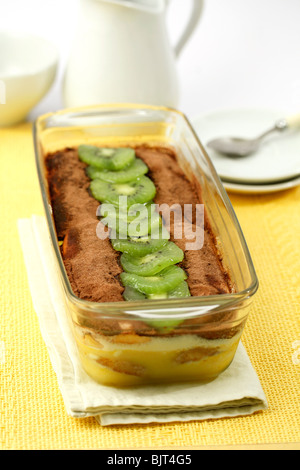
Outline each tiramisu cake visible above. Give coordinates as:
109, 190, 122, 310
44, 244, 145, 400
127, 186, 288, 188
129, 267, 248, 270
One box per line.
45, 144, 243, 387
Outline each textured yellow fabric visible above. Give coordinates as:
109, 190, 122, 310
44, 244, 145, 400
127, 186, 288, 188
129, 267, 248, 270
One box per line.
1, 122, 299, 449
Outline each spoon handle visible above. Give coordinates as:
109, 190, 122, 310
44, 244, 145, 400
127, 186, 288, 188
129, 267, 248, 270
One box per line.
285, 113, 300, 128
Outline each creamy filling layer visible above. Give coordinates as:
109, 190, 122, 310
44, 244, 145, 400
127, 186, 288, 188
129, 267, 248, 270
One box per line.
73, 326, 242, 386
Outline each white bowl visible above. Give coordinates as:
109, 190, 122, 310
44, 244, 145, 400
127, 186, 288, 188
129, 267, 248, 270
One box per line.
0, 31, 58, 127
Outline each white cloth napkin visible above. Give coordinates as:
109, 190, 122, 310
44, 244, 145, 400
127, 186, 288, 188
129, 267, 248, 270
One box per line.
17, 215, 268, 426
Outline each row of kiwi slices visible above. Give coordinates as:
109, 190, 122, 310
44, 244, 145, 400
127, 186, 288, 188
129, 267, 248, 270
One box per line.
78, 145, 191, 307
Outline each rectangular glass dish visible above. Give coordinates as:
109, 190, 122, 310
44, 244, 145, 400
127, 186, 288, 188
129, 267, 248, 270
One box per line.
34, 104, 258, 388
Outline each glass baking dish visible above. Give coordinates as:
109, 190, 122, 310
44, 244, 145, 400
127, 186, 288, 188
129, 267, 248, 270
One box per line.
34, 103, 258, 388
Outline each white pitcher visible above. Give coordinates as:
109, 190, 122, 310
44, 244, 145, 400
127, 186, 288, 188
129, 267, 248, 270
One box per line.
63, 0, 204, 108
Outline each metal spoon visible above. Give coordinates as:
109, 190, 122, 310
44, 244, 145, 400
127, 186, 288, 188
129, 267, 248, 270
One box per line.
206, 113, 300, 157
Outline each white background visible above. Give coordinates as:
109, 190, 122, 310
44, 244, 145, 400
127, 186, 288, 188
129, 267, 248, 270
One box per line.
1, 0, 300, 121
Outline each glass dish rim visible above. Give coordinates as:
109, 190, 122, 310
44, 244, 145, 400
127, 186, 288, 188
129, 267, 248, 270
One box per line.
33, 103, 259, 319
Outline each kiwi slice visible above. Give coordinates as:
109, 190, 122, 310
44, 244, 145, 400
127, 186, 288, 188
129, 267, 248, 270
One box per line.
78, 145, 135, 171
123, 281, 191, 331
90, 176, 156, 208
147, 281, 191, 331
120, 242, 184, 276
111, 227, 170, 257
123, 286, 146, 301
123, 281, 190, 301
100, 202, 161, 237
120, 265, 187, 295
86, 158, 148, 183
167, 280, 191, 299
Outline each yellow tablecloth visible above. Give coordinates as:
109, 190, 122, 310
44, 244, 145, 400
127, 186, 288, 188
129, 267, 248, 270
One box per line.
1, 123, 299, 450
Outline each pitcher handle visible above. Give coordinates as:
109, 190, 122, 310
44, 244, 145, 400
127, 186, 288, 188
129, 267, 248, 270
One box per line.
168, 0, 204, 58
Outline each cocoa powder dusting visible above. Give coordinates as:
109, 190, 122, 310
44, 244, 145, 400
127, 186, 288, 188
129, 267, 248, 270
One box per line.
45, 145, 232, 304
46, 148, 124, 302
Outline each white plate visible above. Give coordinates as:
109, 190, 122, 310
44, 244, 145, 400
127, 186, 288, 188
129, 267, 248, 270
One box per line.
222, 176, 300, 195
192, 108, 300, 185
